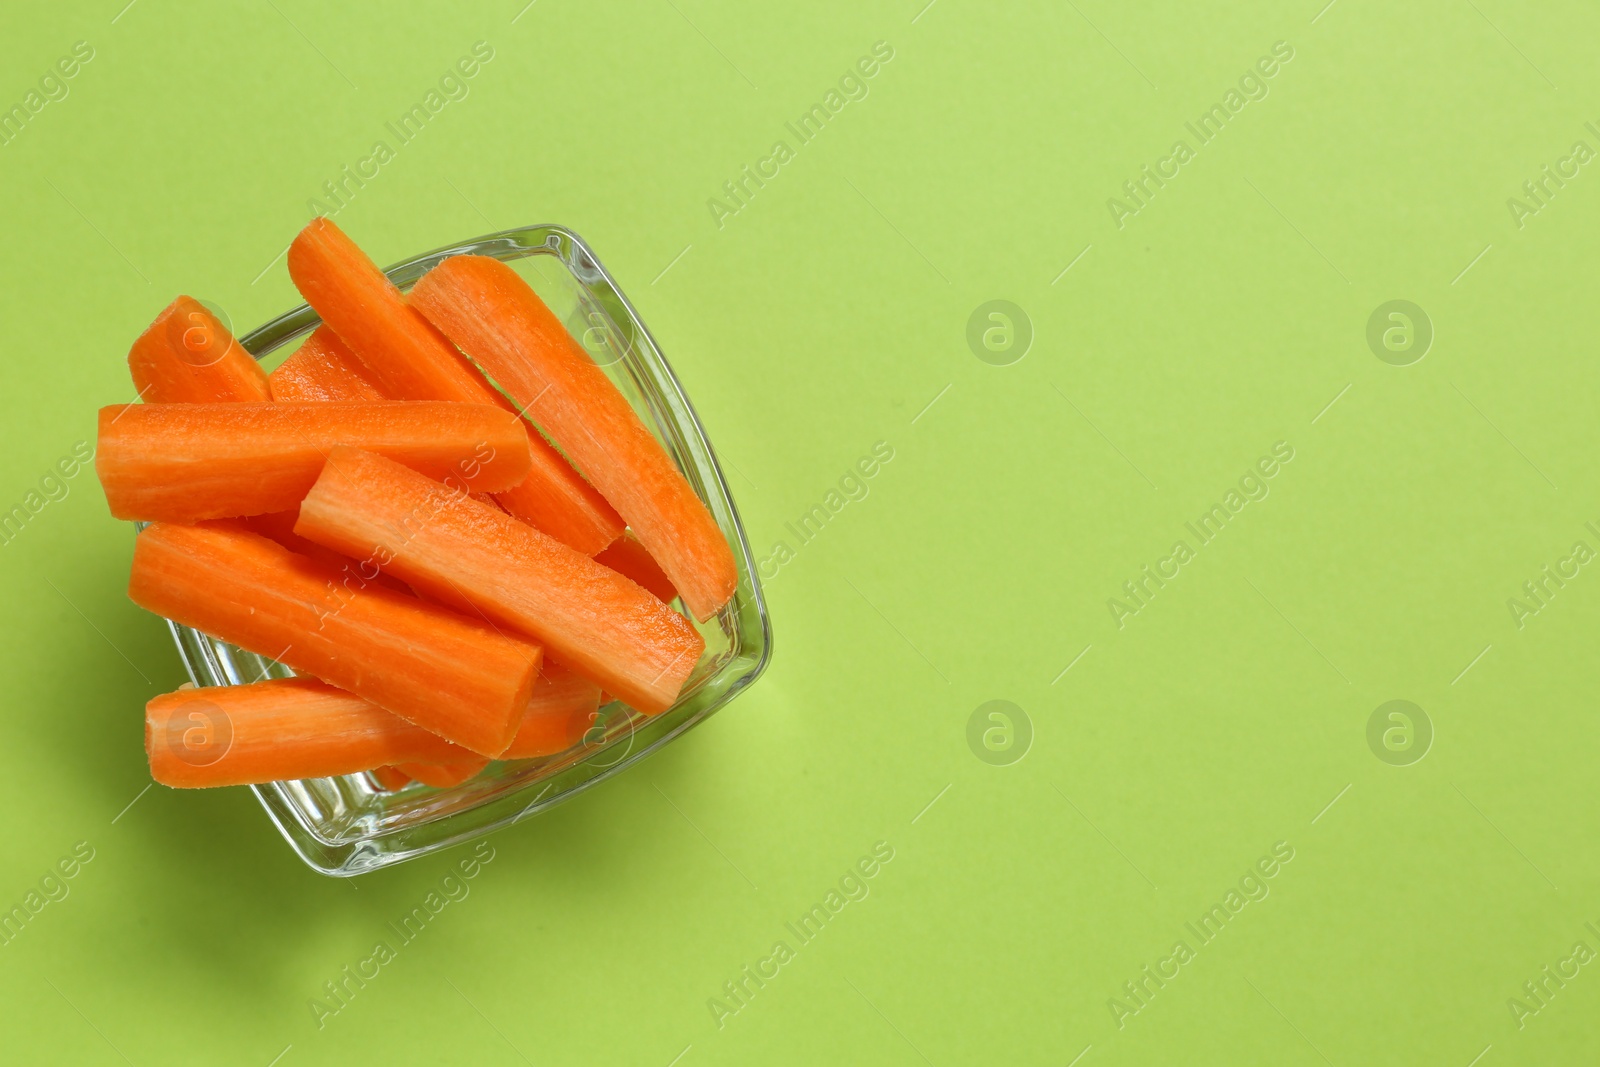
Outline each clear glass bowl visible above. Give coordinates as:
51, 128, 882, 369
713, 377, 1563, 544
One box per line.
161, 224, 770, 876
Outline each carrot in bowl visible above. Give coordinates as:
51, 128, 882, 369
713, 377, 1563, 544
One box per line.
490, 450, 623, 556
286, 217, 623, 553
96, 400, 531, 522
594, 531, 679, 605
128, 522, 542, 756
236, 511, 411, 595
387, 665, 601, 785
368, 765, 413, 792
410, 254, 737, 620
147, 678, 473, 788
502, 661, 603, 759
268, 326, 390, 402
394, 759, 492, 788
127, 296, 272, 404
296, 447, 704, 714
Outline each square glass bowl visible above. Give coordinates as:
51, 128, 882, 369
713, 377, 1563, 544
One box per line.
162, 224, 770, 876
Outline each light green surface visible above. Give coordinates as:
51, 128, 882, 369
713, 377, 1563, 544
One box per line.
3, 1, 1598, 1063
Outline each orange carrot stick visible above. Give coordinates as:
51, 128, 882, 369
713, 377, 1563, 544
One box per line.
594, 531, 679, 604
296, 448, 705, 714
238, 509, 348, 564
503, 662, 602, 759
268, 326, 390, 401
129, 523, 542, 755
288, 218, 496, 403
369, 765, 413, 792
237, 511, 410, 595
147, 677, 473, 788
286, 217, 622, 552
394, 758, 491, 788
95, 400, 532, 522
393, 664, 602, 777
128, 296, 272, 404
490, 449, 623, 555
410, 255, 737, 619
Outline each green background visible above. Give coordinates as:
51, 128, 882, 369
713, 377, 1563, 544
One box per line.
2, 0, 1597, 1062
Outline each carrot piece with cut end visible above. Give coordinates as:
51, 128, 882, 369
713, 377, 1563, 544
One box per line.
393, 663, 600, 774
268, 326, 390, 401
595, 531, 679, 605
394, 758, 491, 788
129, 522, 542, 756
490, 448, 623, 555
410, 255, 737, 619
238, 509, 346, 563
147, 677, 473, 788
296, 448, 704, 714
95, 400, 532, 523
237, 511, 410, 595
287, 218, 492, 403
369, 765, 413, 792
286, 217, 622, 553
128, 296, 272, 404
503, 661, 602, 759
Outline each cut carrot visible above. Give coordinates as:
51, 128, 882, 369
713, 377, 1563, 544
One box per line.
288, 218, 499, 403
503, 662, 602, 759
129, 522, 542, 755
296, 448, 705, 714
410, 255, 737, 619
96, 400, 532, 522
146, 678, 472, 788
127, 296, 272, 404
595, 531, 679, 604
503, 708, 592, 760
286, 217, 623, 552
395, 758, 490, 788
387, 663, 600, 773
369, 765, 413, 792
238, 509, 345, 563
491, 449, 623, 555
237, 511, 410, 596
268, 326, 390, 401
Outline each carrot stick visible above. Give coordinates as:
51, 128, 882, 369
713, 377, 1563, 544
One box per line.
286, 217, 623, 553
394, 758, 490, 788
95, 400, 532, 522
236, 511, 410, 595
296, 448, 704, 714
288, 218, 496, 403
410, 255, 738, 619
238, 509, 349, 565
391, 663, 600, 775
268, 326, 390, 401
128, 296, 272, 404
147, 677, 474, 788
595, 531, 679, 604
503, 661, 602, 759
129, 522, 542, 755
369, 765, 413, 792
490, 450, 623, 555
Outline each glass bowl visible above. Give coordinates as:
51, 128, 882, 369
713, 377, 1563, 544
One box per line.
160, 224, 770, 876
